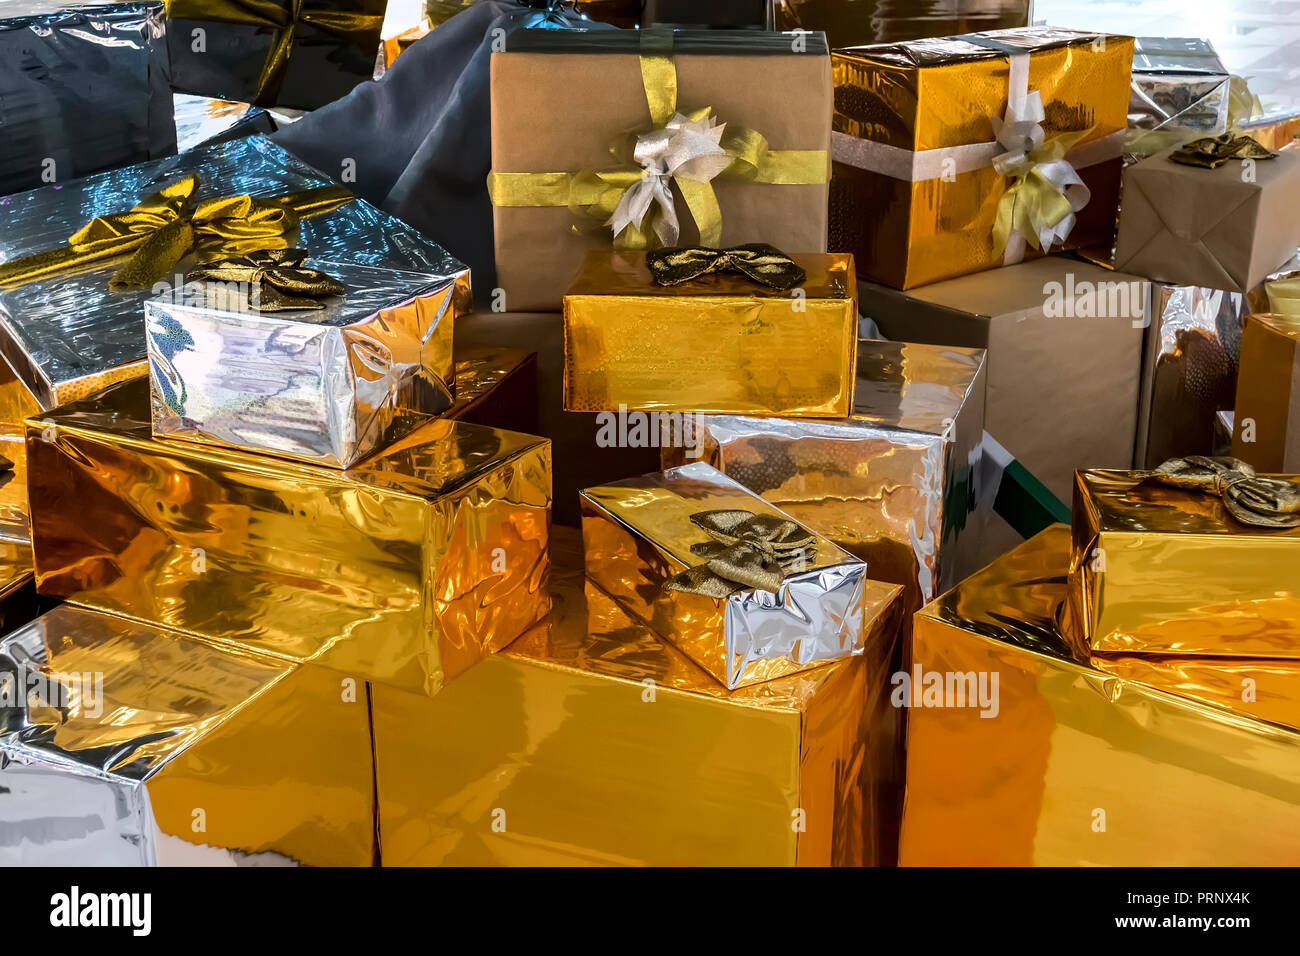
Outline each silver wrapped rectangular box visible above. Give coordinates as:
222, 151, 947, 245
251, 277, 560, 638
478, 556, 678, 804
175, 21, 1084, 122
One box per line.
1129, 37, 1231, 155
146, 260, 457, 468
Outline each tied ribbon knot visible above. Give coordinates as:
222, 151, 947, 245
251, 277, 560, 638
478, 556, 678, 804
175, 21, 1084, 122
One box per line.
1137, 456, 1300, 528
1169, 133, 1277, 169
647, 243, 807, 290
663, 510, 818, 599
185, 249, 346, 312
0, 173, 353, 291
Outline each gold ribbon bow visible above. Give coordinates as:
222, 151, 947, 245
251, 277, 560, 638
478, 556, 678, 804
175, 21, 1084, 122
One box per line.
0, 173, 353, 291
646, 243, 807, 290
1138, 456, 1300, 528
165, 0, 386, 106
1169, 133, 1277, 169
663, 510, 817, 598
185, 249, 346, 311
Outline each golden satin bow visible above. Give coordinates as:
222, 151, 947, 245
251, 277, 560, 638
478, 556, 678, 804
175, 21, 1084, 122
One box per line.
186, 249, 346, 311
646, 243, 807, 290
664, 510, 818, 598
0, 173, 353, 291
1138, 456, 1300, 528
1168, 133, 1276, 169
165, 0, 386, 106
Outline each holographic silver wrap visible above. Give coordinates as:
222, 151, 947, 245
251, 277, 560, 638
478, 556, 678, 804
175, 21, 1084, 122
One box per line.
0, 135, 468, 411
146, 260, 459, 468
1129, 37, 1230, 141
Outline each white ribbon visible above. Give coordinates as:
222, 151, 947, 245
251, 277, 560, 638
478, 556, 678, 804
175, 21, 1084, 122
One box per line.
607, 112, 732, 246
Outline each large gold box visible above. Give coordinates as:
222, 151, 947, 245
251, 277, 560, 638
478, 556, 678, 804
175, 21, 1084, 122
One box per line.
563, 251, 857, 417
1069, 468, 1300, 658
902, 524, 1300, 865
831, 27, 1133, 288
27, 377, 552, 699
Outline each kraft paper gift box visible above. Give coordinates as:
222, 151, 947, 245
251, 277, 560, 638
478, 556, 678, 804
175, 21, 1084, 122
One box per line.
830, 27, 1133, 290
902, 524, 1300, 866
372, 529, 907, 867
1234, 313, 1300, 473
488, 27, 833, 311
580, 461, 893, 689
563, 250, 857, 417
165, 0, 389, 110
856, 256, 1147, 503
146, 259, 460, 469
0, 604, 375, 866
0, 1, 176, 197
0, 135, 470, 417
27, 376, 552, 699
772, 0, 1030, 49
1069, 466, 1300, 659
1113, 143, 1300, 294
663, 340, 989, 622
1127, 37, 1231, 158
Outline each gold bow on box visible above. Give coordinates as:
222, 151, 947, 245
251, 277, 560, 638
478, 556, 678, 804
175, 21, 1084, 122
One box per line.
1138, 456, 1300, 528
664, 509, 818, 598
1168, 133, 1277, 169
646, 243, 807, 290
186, 249, 346, 312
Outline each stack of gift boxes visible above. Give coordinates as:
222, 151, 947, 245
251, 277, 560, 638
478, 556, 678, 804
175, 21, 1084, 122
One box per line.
1, 2, 1299, 867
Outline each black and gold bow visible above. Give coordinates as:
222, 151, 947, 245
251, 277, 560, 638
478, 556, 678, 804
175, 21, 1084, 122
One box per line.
646, 243, 808, 291
1168, 133, 1276, 169
1138, 456, 1300, 528
185, 249, 346, 312
663, 510, 817, 598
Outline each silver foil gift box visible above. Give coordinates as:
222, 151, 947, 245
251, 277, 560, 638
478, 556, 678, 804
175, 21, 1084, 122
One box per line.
1129, 37, 1231, 154
580, 461, 897, 690
146, 259, 458, 468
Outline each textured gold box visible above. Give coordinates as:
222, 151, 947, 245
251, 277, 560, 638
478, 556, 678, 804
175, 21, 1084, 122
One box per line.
27, 376, 552, 699
372, 530, 906, 866
0, 604, 374, 866
1069, 468, 1300, 658
1233, 313, 1300, 473
902, 524, 1300, 865
563, 250, 857, 416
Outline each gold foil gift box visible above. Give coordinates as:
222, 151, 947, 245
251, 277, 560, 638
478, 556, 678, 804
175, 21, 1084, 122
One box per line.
27, 376, 552, 699
488, 27, 833, 310
0, 604, 375, 866
563, 250, 857, 417
1068, 465, 1300, 659
772, 0, 1031, 49
372, 530, 906, 866
831, 27, 1133, 289
1234, 312, 1300, 472
146, 258, 462, 468
579, 461, 892, 689
902, 524, 1300, 865
666, 340, 989, 621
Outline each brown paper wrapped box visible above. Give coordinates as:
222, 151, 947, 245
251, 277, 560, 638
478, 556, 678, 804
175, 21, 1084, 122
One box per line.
857, 256, 1146, 502
1233, 313, 1300, 472
1114, 144, 1300, 293
489, 28, 832, 311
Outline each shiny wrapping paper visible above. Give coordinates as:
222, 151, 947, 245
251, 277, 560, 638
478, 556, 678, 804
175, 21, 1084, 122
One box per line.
1069, 468, 1300, 659
665, 340, 988, 624
444, 344, 540, 437
0, 538, 39, 638
172, 95, 280, 153
0, 136, 467, 415
642, 0, 772, 28
381, 20, 431, 70
1128, 38, 1230, 151
563, 251, 857, 417
146, 259, 465, 468
772, 0, 1030, 49
373, 527, 907, 866
831, 28, 1133, 289
902, 524, 1300, 866
1234, 313, 1300, 473
0, 1, 175, 197
0, 604, 374, 866
580, 462, 892, 689
427, 0, 641, 29
27, 376, 552, 699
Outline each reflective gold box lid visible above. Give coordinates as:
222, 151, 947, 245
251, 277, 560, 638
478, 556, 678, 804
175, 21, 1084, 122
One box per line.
563, 250, 857, 417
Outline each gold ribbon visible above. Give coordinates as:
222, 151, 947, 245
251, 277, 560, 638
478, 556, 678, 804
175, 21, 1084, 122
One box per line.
186, 249, 346, 311
1266, 276, 1300, 317
1169, 132, 1277, 169
0, 174, 353, 291
663, 510, 817, 598
165, 0, 386, 106
1137, 456, 1300, 528
646, 243, 807, 290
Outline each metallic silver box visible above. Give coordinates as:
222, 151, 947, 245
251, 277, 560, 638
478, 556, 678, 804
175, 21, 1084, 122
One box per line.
1129, 37, 1231, 153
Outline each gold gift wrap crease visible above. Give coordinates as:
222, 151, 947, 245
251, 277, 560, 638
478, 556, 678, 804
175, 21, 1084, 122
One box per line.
563, 251, 857, 416
26, 377, 552, 699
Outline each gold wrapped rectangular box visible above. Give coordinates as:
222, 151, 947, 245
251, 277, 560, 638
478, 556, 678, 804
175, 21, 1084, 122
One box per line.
580, 462, 897, 689
1068, 468, 1300, 658
902, 524, 1300, 865
563, 251, 857, 417
1233, 312, 1300, 473
27, 377, 552, 699
0, 604, 375, 866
